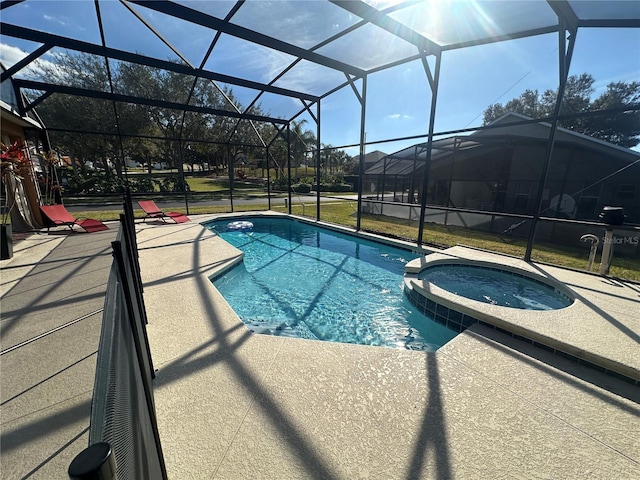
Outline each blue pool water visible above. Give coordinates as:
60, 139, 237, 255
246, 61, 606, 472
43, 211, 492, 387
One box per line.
209, 217, 458, 351
418, 265, 573, 310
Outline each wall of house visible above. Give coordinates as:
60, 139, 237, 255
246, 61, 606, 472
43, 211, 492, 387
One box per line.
361, 130, 640, 260
1, 117, 45, 229
365, 134, 639, 231
427, 139, 640, 224
427, 141, 545, 213
542, 144, 640, 224
1, 121, 25, 144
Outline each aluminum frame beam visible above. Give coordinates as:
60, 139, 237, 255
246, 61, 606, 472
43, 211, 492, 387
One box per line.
127, 0, 366, 78
0, 23, 319, 103
330, 0, 441, 55
14, 79, 288, 124
417, 51, 442, 245
524, 21, 578, 261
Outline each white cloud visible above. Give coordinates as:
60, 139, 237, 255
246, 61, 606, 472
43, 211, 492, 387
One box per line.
387, 113, 412, 120
250, 47, 345, 102
43, 13, 68, 27
0, 44, 28, 69
0, 43, 58, 79
366, 0, 407, 9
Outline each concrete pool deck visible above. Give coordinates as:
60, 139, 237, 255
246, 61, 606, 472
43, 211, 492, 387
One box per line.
405, 246, 640, 383
2, 212, 639, 478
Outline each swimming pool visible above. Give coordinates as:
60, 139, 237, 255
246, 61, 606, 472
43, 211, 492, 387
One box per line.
208, 217, 458, 351
417, 264, 573, 310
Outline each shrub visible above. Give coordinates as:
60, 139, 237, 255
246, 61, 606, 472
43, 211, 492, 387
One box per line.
127, 176, 155, 193
61, 170, 125, 194
157, 175, 190, 192
291, 183, 311, 193
299, 176, 315, 185
316, 183, 353, 192
271, 176, 289, 191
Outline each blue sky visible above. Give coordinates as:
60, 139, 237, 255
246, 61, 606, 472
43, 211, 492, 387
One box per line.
1, 0, 639, 155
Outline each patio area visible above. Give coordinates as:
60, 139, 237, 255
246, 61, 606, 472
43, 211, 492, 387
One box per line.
1, 214, 639, 479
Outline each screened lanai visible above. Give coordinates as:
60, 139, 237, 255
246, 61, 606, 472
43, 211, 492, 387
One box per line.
1, 0, 639, 272
364, 113, 640, 242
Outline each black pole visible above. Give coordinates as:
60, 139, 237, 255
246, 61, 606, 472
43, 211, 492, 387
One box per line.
287, 123, 292, 214
316, 100, 321, 220
228, 144, 234, 212
266, 145, 271, 210
356, 75, 367, 231
444, 142, 456, 227
178, 141, 189, 215
418, 52, 442, 245
315, 144, 321, 214
381, 156, 388, 215
41, 129, 52, 152
68, 442, 115, 480
525, 25, 576, 261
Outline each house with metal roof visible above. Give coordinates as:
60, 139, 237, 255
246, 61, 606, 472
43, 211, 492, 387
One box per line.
365, 112, 640, 225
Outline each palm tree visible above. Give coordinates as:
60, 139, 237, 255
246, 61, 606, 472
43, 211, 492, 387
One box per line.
290, 119, 316, 180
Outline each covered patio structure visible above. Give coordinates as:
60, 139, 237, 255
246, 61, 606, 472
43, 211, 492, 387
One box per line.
2, 0, 639, 257
1, 1, 639, 478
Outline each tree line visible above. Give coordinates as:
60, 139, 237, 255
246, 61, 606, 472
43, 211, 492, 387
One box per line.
482, 73, 640, 148
32, 53, 638, 192
32, 51, 335, 181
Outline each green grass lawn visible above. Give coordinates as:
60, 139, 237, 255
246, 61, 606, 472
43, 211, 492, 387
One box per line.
72, 199, 640, 282
185, 177, 228, 191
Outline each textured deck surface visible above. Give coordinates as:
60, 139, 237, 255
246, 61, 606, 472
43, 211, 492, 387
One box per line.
406, 245, 640, 381
2, 214, 639, 479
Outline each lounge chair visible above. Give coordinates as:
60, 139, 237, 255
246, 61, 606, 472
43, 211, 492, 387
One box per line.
40, 205, 109, 233
137, 200, 190, 224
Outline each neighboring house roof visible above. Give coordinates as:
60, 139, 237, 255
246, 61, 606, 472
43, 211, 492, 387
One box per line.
365, 113, 640, 175
1, 63, 46, 132
474, 112, 640, 161
363, 150, 388, 162
0, 99, 44, 131
355, 150, 388, 167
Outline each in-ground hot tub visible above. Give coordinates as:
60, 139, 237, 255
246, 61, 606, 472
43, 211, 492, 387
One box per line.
403, 253, 576, 335
417, 263, 573, 310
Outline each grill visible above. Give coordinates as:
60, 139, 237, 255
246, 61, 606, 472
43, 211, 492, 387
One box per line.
599, 206, 625, 225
